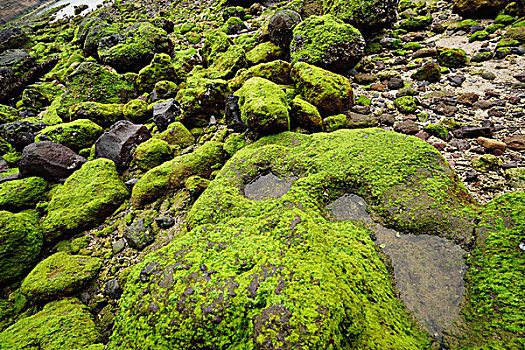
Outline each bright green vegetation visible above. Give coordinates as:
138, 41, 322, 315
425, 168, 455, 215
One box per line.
157, 121, 195, 148
136, 53, 182, 93
131, 141, 224, 207
110, 128, 479, 349
290, 96, 323, 131
229, 60, 292, 91
20, 252, 102, 302
394, 96, 418, 114
424, 123, 448, 140
291, 62, 353, 116
437, 48, 468, 68
205, 44, 247, 80
133, 138, 173, 171
443, 192, 525, 349
35, 119, 103, 151
0, 177, 48, 210
412, 62, 441, 82
0, 298, 102, 349
42, 158, 129, 242
234, 77, 290, 135
0, 210, 42, 285
0, 104, 19, 123
397, 16, 433, 31
245, 42, 283, 66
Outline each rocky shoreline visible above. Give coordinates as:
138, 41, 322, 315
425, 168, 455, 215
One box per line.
0, 0, 523, 349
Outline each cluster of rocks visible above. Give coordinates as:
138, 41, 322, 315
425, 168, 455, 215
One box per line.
0, 0, 523, 349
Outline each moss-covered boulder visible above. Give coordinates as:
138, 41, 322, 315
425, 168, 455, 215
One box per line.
136, 53, 181, 94
411, 62, 441, 82
0, 298, 102, 349
110, 128, 477, 349
290, 96, 323, 131
157, 121, 195, 148
98, 22, 170, 73
0, 210, 42, 285
234, 77, 290, 135
133, 138, 173, 171
437, 48, 468, 68
397, 15, 434, 31
20, 252, 102, 302
205, 44, 247, 80
443, 192, 525, 349
35, 119, 103, 152
322, 0, 399, 35
394, 96, 418, 114
42, 158, 129, 242
245, 42, 284, 66
201, 30, 233, 66
291, 62, 353, 116
290, 14, 365, 73
57, 62, 134, 118
131, 141, 224, 207
453, 0, 508, 18
229, 60, 292, 91
0, 104, 19, 124
0, 177, 48, 210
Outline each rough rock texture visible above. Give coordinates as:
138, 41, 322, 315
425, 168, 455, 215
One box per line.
0, 176, 48, 210
0, 27, 29, 52
21, 252, 103, 302
0, 120, 49, 151
453, 0, 508, 18
42, 158, 129, 242
0, 210, 42, 285
35, 119, 103, 152
290, 14, 365, 73
95, 120, 151, 169
268, 10, 302, 50
19, 141, 87, 182
152, 99, 182, 132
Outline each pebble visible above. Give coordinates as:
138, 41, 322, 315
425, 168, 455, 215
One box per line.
477, 137, 507, 151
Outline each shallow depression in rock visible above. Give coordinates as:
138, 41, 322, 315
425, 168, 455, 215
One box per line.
327, 194, 467, 338
243, 172, 296, 201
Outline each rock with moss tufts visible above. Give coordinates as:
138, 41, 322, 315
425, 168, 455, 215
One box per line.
397, 15, 433, 31
110, 128, 478, 349
57, 62, 134, 118
0, 210, 42, 285
0, 298, 102, 349
201, 30, 234, 66
290, 96, 323, 131
229, 59, 292, 91
42, 158, 129, 242
245, 42, 284, 65
290, 14, 365, 73
20, 252, 102, 302
158, 121, 195, 148
0, 176, 48, 210
133, 138, 173, 171
412, 62, 441, 82
205, 44, 247, 80
437, 48, 468, 68
394, 96, 418, 114
234, 77, 290, 135
136, 53, 182, 93
0, 104, 19, 124
131, 141, 224, 207
453, 0, 508, 18
291, 61, 353, 116
35, 119, 103, 152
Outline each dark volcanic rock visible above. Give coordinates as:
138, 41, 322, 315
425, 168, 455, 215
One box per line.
268, 10, 302, 50
95, 120, 151, 169
105, 279, 123, 300
452, 126, 493, 139
152, 99, 182, 132
124, 219, 155, 250
224, 94, 246, 132
0, 27, 29, 52
0, 120, 49, 151
19, 142, 87, 182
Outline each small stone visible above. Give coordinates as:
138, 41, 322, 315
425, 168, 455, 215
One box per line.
105, 279, 123, 300
155, 216, 175, 229
124, 219, 155, 250
152, 99, 182, 131
477, 137, 506, 151
504, 135, 525, 150
450, 139, 471, 151
379, 114, 395, 126
473, 100, 493, 109
388, 77, 404, 90
112, 239, 126, 254
447, 75, 465, 87
453, 126, 493, 139
457, 92, 479, 106
513, 73, 525, 82
394, 120, 419, 135
481, 71, 496, 80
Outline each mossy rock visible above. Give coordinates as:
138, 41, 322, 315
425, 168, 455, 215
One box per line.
0, 298, 102, 349
133, 138, 173, 171
131, 141, 225, 207
0, 210, 42, 285
205, 44, 247, 80
498, 27, 525, 47
394, 96, 418, 114
69, 102, 125, 127
234, 77, 290, 135
98, 22, 170, 73
443, 192, 525, 349
290, 96, 323, 131
35, 119, 103, 152
157, 121, 195, 148
229, 60, 292, 91
201, 30, 233, 66
245, 42, 284, 66
412, 62, 441, 82
0, 176, 48, 211
57, 62, 134, 118
42, 158, 129, 242
437, 48, 468, 68
221, 16, 246, 35
453, 0, 508, 19
20, 252, 102, 302
0, 104, 19, 124
136, 53, 182, 94
291, 61, 353, 116
396, 15, 433, 31
290, 14, 365, 73
110, 128, 477, 349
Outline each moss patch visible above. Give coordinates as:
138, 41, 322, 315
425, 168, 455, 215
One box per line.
0, 177, 48, 210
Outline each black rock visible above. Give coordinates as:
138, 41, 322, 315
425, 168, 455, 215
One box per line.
124, 219, 155, 250
0, 27, 29, 52
448, 75, 465, 87
511, 47, 525, 55
224, 94, 246, 132
19, 141, 86, 182
388, 77, 404, 90
95, 120, 151, 169
155, 216, 175, 229
452, 126, 493, 139
152, 99, 182, 131
468, 25, 485, 34
268, 10, 302, 50
464, 170, 479, 182
104, 279, 123, 300
0, 120, 49, 151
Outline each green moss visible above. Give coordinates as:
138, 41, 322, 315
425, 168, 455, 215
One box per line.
201, 30, 233, 66
35, 119, 103, 152
234, 77, 290, 135
205, 44, 247, 80
437, 48, 468, 68
471, 51, 493, 62
0, 177, 48, 210
136, 53, 182, 93
471, 154, 502, 173
393, 96, 418, 114
245, 42, 284, 66
355, 95, 371, 106
20, 252, 102, 302
133, 138, 173, 171
291, 62, 353, 116
423, 123, 448, 140
220, 17, 246, 35
131, 141, 225, 207
68, 102, 125, 127
411, 62, 441, 82
469, 30, 490, 42
157, 121, 195, 148
323, 113, 347, 132
229, 60, 292, 91
123, 99, 151, 124
290, 96, 323, 131
396, 15, 433, 31
0, 105, 19, 124
42, 158, 129, 242
0, 210, 42, 285
224, 133, 247, 157
0, 298, 102, 349
494, 14, 517, 24
403, 42, 421, 51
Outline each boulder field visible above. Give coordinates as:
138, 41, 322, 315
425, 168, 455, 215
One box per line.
0, 0, 523, 349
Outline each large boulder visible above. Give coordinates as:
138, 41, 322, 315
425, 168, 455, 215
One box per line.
136, 53, 182, 93
453, 0, 508, 18
290, 14, 365, 73
0, 298, 102, 349
0, 27, 29, 52
94, 120, 151, 169
42, 158, 129, 242
268, 10, 303, 50
19, 141, 87, 182
0, 49, 35, 102
0, 176, 48, 210
110, 128, 476, 349
234, 77, 290, 135
35, 119, 103, 152
21, 252, 102, 302
0, 210, 42, 285
291, 62, 354, 116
